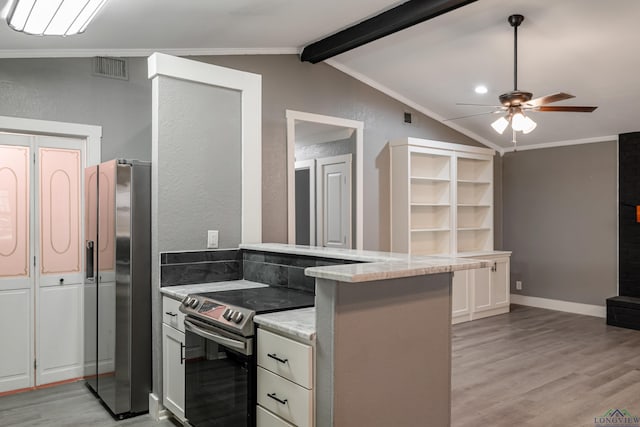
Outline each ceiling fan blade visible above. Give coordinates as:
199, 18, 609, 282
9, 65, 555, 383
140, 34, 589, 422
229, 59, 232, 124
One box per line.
525, 92, 575, 107
444, 111, 502, 121
534, 106, 598, 112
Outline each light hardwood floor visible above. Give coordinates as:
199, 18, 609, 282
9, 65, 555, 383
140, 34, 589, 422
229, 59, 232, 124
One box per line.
452, 305, 640, 427
0, 383, 179, 427
1, 305, 639, 426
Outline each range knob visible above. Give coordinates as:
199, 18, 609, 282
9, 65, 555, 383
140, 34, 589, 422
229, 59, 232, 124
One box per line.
223, 308, 233, 320
231, 311, 244, 324
189, 298, 199, 308
183, 297, 192, 307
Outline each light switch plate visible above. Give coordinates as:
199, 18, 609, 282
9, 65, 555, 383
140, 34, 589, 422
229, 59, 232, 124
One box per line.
207, 230, 219, 249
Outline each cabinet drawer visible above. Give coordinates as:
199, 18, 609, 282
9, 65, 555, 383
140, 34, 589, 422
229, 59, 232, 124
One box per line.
162, 296, 185, 332
257, 367, 313, 427
257, 405, 295, 427
257, 328, 313, 389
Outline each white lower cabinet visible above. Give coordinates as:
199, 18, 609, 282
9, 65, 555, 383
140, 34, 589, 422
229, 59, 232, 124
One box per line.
257, 328, 313, 427
451, 269, 471, 324
257, 405, 296, 427
453, 253, 511, 324
162, 297, 185, 422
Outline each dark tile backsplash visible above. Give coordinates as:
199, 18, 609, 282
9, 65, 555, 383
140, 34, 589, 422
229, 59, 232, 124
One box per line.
242, 250, 358, 294
160, 248, 360, 293
160, 249, 242, 287
162, 249, 241, 265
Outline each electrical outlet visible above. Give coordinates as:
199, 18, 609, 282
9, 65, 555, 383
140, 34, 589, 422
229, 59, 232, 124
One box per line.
516, 280, 523, 291
207, 230, 219, 249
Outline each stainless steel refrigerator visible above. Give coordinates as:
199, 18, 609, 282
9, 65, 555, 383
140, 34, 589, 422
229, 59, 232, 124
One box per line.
83, 159, 151, 418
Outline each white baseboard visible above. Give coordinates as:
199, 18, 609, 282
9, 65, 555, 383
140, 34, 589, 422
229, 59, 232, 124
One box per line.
510, 294, 606, 318
148, 393, 169, 421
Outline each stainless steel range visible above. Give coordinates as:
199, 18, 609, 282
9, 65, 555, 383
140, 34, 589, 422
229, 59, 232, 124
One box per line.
179, 287, 315, 427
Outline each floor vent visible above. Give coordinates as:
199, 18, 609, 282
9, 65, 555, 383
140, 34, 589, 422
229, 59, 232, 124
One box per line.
92, 56, 128, 80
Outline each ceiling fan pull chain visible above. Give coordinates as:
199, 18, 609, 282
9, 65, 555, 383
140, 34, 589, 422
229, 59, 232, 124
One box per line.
512, 129, 518, 151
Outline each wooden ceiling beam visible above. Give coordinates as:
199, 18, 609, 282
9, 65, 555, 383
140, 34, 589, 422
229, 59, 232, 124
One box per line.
300, 0, 478, 63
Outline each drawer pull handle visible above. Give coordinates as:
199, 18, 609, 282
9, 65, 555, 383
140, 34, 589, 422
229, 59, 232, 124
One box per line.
165, 311, 177, 317
267, 393, 288, 405
267, 353, 288, 364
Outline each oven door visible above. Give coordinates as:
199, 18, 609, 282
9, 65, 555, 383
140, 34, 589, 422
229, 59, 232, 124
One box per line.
184, 318, 255, 427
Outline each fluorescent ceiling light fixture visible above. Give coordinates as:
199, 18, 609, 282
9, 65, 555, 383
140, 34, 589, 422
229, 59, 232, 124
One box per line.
7, 0, 108, 36
474, 85, 488, 94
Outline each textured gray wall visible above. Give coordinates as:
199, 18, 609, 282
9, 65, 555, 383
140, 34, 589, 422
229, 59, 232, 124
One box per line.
191, 55, 486, 251
156, 76, 242, 251
502, 141, 617, 305
0, 57, 151, 161
0, 55, 493, 252
295, 138, 354, 161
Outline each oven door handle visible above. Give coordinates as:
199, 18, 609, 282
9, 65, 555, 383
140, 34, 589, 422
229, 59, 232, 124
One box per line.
184, 319, 250, 354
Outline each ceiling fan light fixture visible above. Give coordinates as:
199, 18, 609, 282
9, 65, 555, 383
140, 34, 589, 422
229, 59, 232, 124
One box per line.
511, 111, 526, 132
491, 116, 509, 134
7, 0, 109, 36
521, 116, 537, 134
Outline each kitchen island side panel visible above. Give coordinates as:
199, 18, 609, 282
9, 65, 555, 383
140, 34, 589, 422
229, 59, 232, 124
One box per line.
316, 273, 452, 427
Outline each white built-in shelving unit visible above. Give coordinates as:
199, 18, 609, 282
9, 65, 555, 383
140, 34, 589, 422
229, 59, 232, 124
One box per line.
390, 137, 494, 256
390, 137, 511, 325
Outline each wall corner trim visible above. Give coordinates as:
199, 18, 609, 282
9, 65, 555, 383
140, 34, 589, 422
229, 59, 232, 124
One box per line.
148, 52, 262, 244
0, 115, 101, 166
510, 294, 606, 318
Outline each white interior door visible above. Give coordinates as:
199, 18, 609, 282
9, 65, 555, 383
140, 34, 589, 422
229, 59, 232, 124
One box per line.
35, 136, 84, 385
294, 159, 315, 246
0, 134, 34, 393
316, 154, 352, 249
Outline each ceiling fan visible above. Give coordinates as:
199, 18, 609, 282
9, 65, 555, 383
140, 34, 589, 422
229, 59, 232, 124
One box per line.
450, 14, 598, 145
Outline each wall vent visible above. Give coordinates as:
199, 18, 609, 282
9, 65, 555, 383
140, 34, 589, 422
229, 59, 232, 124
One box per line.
92, 56, 128, 80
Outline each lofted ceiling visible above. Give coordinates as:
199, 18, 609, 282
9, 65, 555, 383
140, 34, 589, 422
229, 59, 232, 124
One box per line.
1, 0, 638, 152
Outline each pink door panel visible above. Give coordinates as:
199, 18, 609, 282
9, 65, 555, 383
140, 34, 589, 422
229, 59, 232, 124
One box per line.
0, 145, 30, 279
39, 147, 81, 275
85, 165, 98, 278
98, 160, 116, 272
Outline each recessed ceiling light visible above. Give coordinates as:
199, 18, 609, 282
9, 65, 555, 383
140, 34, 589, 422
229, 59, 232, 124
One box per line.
474, 85, 488, 94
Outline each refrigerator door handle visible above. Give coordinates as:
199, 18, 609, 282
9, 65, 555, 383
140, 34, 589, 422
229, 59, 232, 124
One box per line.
86, 240, 95, 280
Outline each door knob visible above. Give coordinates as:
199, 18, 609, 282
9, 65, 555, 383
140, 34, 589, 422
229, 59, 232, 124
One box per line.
59, 278, 64, 285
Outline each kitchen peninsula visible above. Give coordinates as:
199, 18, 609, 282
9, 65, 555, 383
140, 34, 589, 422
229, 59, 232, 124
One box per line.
240, 243, 489, 427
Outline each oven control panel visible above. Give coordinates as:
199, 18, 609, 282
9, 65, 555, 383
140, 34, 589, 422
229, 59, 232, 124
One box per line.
179, 295, 254, 336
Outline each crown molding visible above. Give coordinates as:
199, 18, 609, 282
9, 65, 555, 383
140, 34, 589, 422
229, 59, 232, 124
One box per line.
325, 58, 504, 155
0, 47, 300, 58
502, 135, 618, 153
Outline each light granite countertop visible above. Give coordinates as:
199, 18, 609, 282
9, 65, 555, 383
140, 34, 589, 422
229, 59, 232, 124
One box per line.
160, 279, 268, 300
254, 307, 316, 342
240, 243, 492, 283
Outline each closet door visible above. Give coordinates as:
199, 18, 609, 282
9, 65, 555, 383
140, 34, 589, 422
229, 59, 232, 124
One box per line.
0, 135, 33, 393
36, 137, 84, 386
